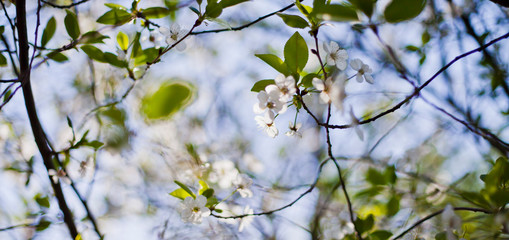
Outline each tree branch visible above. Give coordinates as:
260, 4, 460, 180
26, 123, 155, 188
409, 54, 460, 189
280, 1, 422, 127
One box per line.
16, 0, 78, 238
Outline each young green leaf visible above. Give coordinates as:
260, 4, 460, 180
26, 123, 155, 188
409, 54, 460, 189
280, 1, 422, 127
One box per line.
0, 53, 7, 66
41, 17, 56, 47
277, 13, 309, 29
140, 7, 171, 19
169, 188, 193, 200
47, 51, 69, 62
220, 0, 250, 8
284, 32, 308, 74
384, 0, 426, 23
80, 31, 109, 44
255, 54, 289, 75
174, 180, 196, 199
349, 0, 375, 18
103, 52, 127, 68
313, 4, 359, 22
64, 10, 80, 40
141, 81, 195, 120
81, 45, 106, 62
251, 79, 275, 92
97, 9, 133, 25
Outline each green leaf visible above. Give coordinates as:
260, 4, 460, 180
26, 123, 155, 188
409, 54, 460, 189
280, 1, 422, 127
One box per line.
366, 168, 386, 186
130, 32, 143, 58
34, 194, 50, 208
301, 73, 319, 88
117, 32, 129, 51
0, 25, 4, 34
81, 45, 106, 62
405, 45, 420, 52
384, 165, 397, 184
295, 1, 313, 16
251, 79, 275, 92
80, 31, 109, 44
205, 2, 222, 18
64, 10, 80, 40
141, 81, 195, 120
386, 195, 400, 216
36, 220, 51, 232
435, 231, 447, 240
103, 52, 127, 68
255, 54, 289, 75
201, 188, 214, 198
284, 32, 308, 74
104, 3, 127, 9
354, 214, 374, 234
384, 0, 426, 23
174, 180, 196, 198
169, 188, 193, 200
41, 17, 56, 47
370, 230, 393, 240
313, 4, 359, 22
220, 0, 250, 8
349, 0, 374, 18
134, 47, 160, 66
277, 13, 309, 29
47, 51, 69, 62
141, 7, 171, 19
0, 53, 7, 66
84, 140, 104, 149
97, 9, 132, 25
198, 180, 209, 195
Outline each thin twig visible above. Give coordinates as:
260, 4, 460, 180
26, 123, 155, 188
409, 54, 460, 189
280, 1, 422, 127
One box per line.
40, 0, 90, 9
392, 207, 493, 240
0, 223, 34, 232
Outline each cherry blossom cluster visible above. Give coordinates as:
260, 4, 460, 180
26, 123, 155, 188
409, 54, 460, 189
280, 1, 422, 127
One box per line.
253, 74, 297, 138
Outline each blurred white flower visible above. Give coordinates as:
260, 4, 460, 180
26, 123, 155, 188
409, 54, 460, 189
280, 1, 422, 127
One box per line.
0, 0, 11, 9
116, 48, 126, 60
48, 169, 71, 184
178, 195, 211, 224
329, 73, 347, 112
238, 206, 254, 232
209, 160, 239, 189
442, 204, 462, 240
159, 23, 187, 51
243, 154, 264, 173
233, 174, 253, 198
324, 41, 348, 70
285, 122, 302, 138
349, 108, 364, 141
350, 59, 374, 84
255, 111, 278, 138
313, 77, 337, 104
269, 74, 296, 102
253, 88, 286, 115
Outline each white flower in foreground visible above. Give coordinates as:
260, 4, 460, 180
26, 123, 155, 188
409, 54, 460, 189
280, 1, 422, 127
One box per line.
178, 195, 211, 224
255, 111, 278, 138
253, 87, 286, 115
159, 23, 187, 51
324, 41, 348, 70
350, 59, 374, 84
442, 204, 462, 240
329, 73, 347, 112
268, 74, 297, 102
313, 77, 338, 104
233, 174, 253, 198
209, 160, 239, 189
285, 121, 302, 138
349, 108, 364, 141
238, 206, 254, 232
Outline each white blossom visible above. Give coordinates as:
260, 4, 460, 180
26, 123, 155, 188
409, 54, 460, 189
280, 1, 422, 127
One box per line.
178, 195, 211, 224
255, 111, 278, 138
48, 169, 71, 184
442, 204, 462, 240
285, 121, 302, 138
233, 174, 253, 198
329, 73, 347, 112
350, 58, 374, 84
208, 160, 239, 189
313, 77, 338, 104
253, 87, 287, 115
268, 74, 296, 102
116, 48, 126, 60
159, 23, 187, 51
238, 206, 254, 232
324, 41, 348, 70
